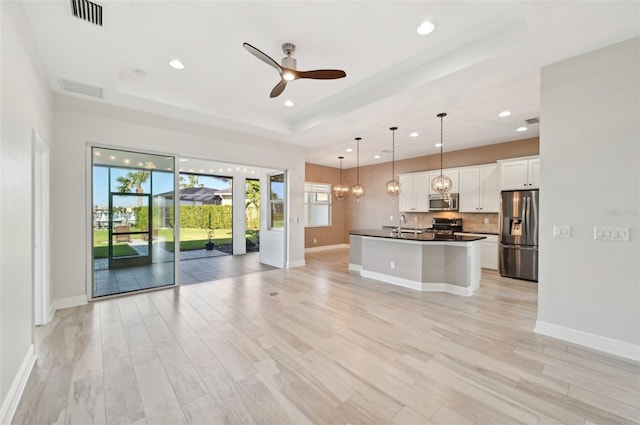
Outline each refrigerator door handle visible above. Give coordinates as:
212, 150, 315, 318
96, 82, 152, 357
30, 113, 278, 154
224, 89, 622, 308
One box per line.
525, 195, 531, 239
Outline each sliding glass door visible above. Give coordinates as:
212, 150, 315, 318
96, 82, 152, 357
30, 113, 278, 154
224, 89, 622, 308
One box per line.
92, 147, 175, 297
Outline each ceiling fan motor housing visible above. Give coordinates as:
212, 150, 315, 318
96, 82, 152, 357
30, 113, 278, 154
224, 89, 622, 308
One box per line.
281, 43, 297, 69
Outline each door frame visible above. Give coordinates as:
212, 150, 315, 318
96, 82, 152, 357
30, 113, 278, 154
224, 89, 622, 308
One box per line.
32, 129, 50, 325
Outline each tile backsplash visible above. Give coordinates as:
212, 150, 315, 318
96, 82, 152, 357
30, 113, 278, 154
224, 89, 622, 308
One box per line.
404, 211, 499, 234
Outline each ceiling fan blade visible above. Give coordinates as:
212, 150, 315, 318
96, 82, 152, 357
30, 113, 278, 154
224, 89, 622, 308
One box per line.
243, 42, 282, 74
270, 80, 287, 98
296, 69, 347, 80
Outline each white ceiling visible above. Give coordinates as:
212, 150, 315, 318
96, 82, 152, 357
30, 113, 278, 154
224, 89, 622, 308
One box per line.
21, 1, 640, 168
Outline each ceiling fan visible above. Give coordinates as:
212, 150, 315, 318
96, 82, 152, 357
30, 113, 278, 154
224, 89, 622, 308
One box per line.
243, 42, 347, 98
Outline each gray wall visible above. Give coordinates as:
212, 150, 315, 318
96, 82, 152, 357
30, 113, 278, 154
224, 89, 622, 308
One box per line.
538, 38, 639, 350
0, 0, 53, 415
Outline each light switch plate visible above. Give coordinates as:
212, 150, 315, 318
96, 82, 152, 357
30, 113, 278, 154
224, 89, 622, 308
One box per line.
553, 225, 571, 238
594, 227, 630, 241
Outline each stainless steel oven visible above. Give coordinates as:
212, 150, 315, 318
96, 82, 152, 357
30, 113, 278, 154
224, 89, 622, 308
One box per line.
428, 193, 458, 211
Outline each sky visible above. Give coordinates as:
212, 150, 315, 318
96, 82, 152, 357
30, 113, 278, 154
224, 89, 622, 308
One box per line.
93, 166, 232, 208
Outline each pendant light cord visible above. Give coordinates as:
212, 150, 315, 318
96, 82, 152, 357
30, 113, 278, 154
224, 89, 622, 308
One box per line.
440, 114, 444, 178
356, 138, 360, 184
390, 127, 397, 180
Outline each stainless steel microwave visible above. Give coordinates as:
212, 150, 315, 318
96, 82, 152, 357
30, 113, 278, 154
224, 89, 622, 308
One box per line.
428, 193, 459, 211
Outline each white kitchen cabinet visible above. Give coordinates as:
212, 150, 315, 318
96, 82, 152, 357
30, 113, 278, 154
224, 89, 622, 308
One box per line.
455, 233, 498, 270
458, 164, 499, 213
398, 172, 430, 212
498, 156, 539, 190
428, 168, 459, 195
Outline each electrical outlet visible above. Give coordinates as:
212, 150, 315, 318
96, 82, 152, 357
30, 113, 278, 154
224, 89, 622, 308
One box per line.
594, 227, 630, 241
484, 218, 489, 224
313, 238, 317, 244
390, 215, 394, 221
553, 225, 571, 238
390, 261, 396, 269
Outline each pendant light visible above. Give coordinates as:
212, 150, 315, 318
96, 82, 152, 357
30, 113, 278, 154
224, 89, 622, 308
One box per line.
350, 137, 365, 198
333, 156, 349, 201
386, 127, 400, 196
431, 113, 452, 194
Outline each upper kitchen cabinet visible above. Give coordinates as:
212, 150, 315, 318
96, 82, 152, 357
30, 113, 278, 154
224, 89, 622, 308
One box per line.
498, 156, 540, 190
428, 168, 459, 195
399, 172, 430, 212
458, 164, 499, 212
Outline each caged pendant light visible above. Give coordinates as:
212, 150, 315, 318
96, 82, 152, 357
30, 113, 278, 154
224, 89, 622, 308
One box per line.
333, 156, 350, 201
386, 127, 400, 197
431, 113, 452, 194
350, 137, 365, 198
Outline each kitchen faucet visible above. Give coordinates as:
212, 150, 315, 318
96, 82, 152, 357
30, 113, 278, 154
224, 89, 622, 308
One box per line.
398, 214, 406, 232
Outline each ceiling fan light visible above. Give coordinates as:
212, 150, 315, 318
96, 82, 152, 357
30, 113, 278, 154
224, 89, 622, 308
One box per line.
283, 71, 295, 81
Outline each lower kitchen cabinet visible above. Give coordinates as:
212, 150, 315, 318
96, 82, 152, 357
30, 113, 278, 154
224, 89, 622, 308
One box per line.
455, 233, 498, 270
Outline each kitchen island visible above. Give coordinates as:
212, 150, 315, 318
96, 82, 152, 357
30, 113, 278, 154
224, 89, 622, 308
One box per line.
349, 230, 486, 296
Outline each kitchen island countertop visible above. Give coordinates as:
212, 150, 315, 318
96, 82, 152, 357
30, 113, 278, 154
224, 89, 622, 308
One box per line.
350, 229, 486, 242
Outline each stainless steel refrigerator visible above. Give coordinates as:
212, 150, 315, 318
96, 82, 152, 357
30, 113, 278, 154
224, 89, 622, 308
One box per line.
499, 189, 539, 281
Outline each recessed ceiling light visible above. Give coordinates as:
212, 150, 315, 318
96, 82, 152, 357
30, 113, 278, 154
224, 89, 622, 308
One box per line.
374, 155, 381, 159
168, 59, 184, 70
94, 151, 101, 156
138, 162, 144, 167
123, 158, 130, 164
410, 132, 419, 138
199, 169, 204, 172
516, 126, 528, 132
179, 158, 188, 162
346, 148, 353, 153
498, 110, 511, 118
209, 169, 214, 172
435, 143, 443, 147
109, 155, 116, 160
284, 100, 294, 107
417, 21, 435, 35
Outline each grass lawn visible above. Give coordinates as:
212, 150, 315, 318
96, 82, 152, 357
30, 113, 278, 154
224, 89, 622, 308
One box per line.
93, 228, 250, 253
93, 244, 139, 259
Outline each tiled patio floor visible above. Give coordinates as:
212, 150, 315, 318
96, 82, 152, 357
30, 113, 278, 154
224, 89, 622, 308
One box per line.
93, 251, 274, 297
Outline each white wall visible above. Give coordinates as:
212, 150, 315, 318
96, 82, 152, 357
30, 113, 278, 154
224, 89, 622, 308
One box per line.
537, 37, 640, 359
52, 95, 305, 302
0, 1, 53, 421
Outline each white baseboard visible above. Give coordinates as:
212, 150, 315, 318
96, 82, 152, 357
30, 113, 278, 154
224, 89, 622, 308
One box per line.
348, 263, 362, 272
287, 260, 306, 268
0, 344, 36, 425
51, 294, 87, 313
535, 320, 640, 362
305, 243, 349, 253
360, 270, 474, 296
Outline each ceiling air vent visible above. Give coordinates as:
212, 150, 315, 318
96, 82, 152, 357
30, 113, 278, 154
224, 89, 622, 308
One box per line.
525, 117, 539, 125
60, 79, 104, 98
70, 0, 103, 26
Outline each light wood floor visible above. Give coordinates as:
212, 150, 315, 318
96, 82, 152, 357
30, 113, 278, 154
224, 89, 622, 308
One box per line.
13, 248, 640, 425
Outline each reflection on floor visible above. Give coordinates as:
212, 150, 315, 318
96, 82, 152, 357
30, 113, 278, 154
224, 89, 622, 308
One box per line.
180, 252, 276, 285
93, 252, 275, 297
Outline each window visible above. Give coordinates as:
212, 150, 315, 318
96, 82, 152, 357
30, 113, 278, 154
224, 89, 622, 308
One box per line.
269, 173, 285, 229
304, 182, 332, 227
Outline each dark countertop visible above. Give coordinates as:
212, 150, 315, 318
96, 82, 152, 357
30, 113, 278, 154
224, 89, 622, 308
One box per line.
350, 229, 486, 242
457, 231, 499, 235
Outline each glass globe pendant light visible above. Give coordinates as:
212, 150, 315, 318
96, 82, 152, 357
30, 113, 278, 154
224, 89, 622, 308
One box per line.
386, 127, 401, 197
431, 113, 452, 194
333, 156, 350, 201
350, 137, 365, 198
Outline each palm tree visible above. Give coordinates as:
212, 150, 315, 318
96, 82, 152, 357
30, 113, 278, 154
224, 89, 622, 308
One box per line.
245, 179, 260, 232
116, 171, 150, 206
